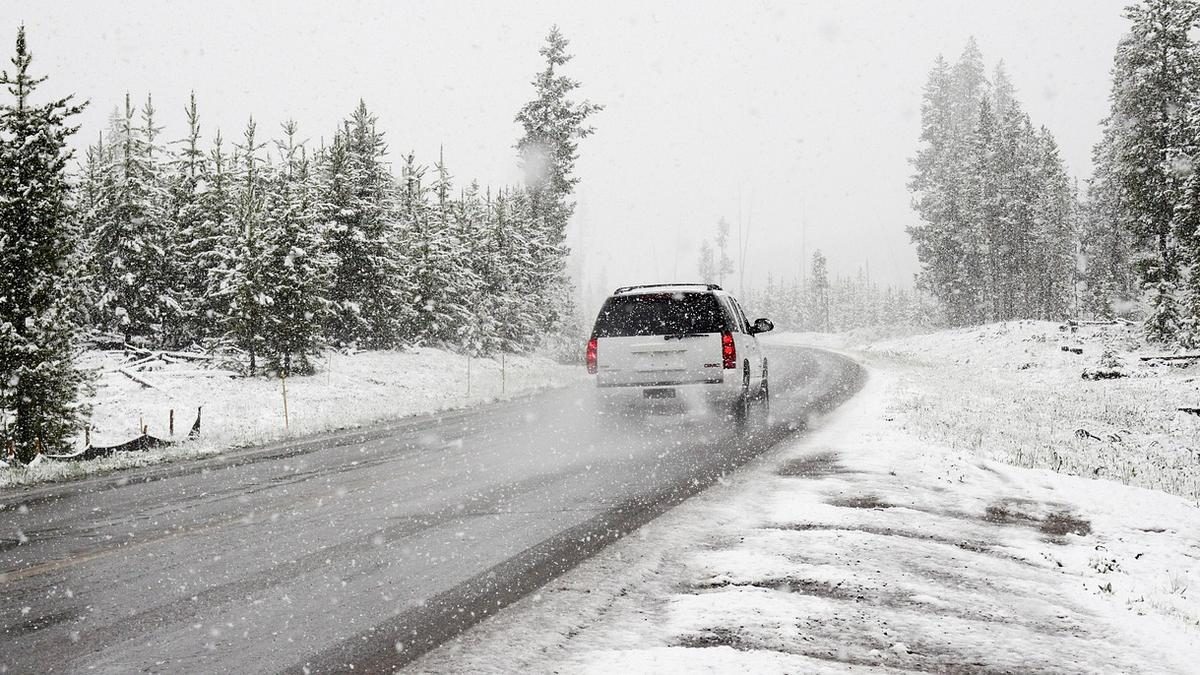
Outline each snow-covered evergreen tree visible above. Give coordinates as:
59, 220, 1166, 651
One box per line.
515, 26, 601, 339
402, 151, 467, 345
0, 26, 90, 460
215, 118, 269, 373
1082, 123, 1138, 319
715, 217, 734, 287
1030, 129, 1077, 320
192, 130, 236, 343
483, 188, 539, 352
259, 121, 329, 374
89, 93, 181, 346
909, 54, 974, 325
453, 180, 490, 355
809, 250, 830, 332
1103, 0, 1200, 342
168, 93, 219, 345
698, 240, 716, 281
322, 101, 405, 348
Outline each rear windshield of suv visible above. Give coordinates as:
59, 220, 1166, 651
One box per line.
592, 293, 728, 337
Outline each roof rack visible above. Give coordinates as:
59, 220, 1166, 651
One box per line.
612, 283, 722, 294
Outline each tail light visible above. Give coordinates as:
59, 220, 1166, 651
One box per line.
586, 337, 598, 374
721, 332, 736, 369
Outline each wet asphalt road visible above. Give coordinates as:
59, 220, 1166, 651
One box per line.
0, 346, 862, 674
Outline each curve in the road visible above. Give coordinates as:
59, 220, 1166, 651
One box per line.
0, 346, 863, 674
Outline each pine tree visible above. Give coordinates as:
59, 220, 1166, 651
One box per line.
217, 118, 269, 374
259, 121, 329, 374
322, 102, 405, 348
403, 151, 466, 345
911, 39, 1080, 328
195, 131, 236, 343
698, 239, 716, 281
1030, 129, 1077, 320
514, 26, 602, 338
453, 181, 489, 355
809, 250, 830, 332
715, 217, 734, 286
170, 92, 218, 345
90, 93, 178, 346
0, 26, 90, 460
482, 188, 539, 352
1104, 0, 1200, 342
1082, 123, 1137, 318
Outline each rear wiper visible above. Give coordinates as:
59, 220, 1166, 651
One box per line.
664, 332, 707, 340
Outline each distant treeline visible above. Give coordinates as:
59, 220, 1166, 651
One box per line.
742, 251, 938, 333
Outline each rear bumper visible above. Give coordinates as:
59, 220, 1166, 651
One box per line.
593, 375, 741, 412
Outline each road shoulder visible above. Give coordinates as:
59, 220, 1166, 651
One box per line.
411, 362, 1200, 674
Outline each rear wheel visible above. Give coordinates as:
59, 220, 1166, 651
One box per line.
730, 366, 752, 432
755, 368, 771, 431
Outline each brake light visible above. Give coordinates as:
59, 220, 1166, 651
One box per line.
721, 332, 736, 369
586, 337, 598, 374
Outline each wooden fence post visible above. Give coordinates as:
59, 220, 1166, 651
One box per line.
280, 372, 290, 432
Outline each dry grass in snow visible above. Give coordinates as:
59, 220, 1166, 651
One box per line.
850, 321, 1200, 501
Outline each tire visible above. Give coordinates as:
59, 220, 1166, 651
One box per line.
730, 365, 752, 433
756, 373, 771, 431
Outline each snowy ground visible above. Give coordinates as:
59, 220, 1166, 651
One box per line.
412, 327, 1200, 673
0, 347, 581, 489
863, 320, 1200, 501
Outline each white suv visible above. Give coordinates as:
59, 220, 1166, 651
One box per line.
586, 283, 773, 427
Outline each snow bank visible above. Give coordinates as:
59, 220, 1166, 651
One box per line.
411, 364, 1200, 673
0, 348, 582, 489
778, 321, 1200, 501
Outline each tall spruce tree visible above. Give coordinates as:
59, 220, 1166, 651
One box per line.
322, 102, 405, 348
698, 240, 717, 281
195, 131, 236, 343
217, 118, 268, 373
0, 26, 89, 460
90, 93, 178, 346
809, 250, 830, 332
169, 93, 218, 344
401, 151, 459, 345
453, 181, 489, 355
259, 121, 328, 374
1103, 0, 1200, 342
515, 26, 601, 338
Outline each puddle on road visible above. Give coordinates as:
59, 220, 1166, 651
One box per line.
983, 498, 1092, 540
776, 451, 845, 478
828, 494, 892, 509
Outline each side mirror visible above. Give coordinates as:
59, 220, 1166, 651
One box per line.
751, 318, 774, 334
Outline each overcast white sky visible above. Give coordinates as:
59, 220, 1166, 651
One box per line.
7, 0, 1130, 310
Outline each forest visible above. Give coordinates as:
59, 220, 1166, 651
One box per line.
0, 25, 599, 460
909, 0, 1200, 348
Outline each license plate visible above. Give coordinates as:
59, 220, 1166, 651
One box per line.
643, 388, 676, 399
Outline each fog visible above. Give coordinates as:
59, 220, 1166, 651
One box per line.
8, 0, 1127, 313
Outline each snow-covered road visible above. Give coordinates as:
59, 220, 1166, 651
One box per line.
414, 362, 1200, 674
0, 345, 862, 673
